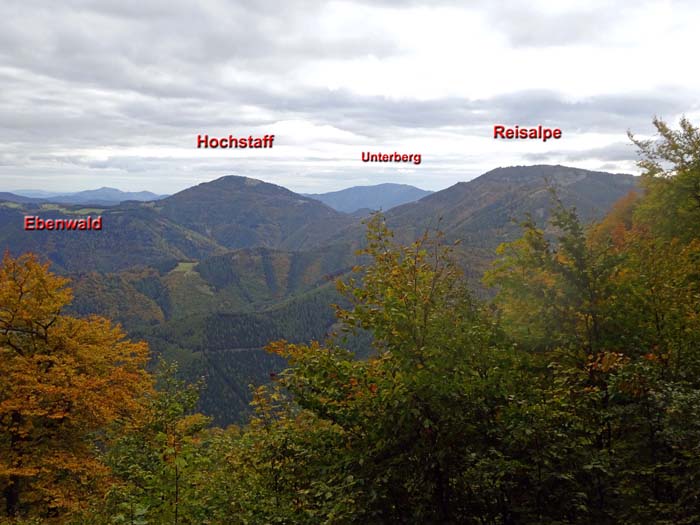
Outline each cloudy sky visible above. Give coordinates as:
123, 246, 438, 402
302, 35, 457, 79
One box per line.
1, 0, 699, 194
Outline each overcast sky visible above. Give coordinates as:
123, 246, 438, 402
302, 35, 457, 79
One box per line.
1, 0, 699, 194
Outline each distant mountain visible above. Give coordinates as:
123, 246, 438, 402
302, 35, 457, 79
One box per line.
158, 176, 355, 250
11, 189, 64, 198
0, 192, 44, 204
0, 166, 638, 279
11, 187, 167, 205
304, 183, 433, 213
52, 187, 166, 205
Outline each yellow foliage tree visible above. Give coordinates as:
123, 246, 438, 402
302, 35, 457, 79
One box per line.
0, 252, 153, 520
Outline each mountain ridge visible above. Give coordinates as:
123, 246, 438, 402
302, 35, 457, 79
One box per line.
53, 187, 167, 204
8, 187, 168, 205
0, 167, 639, 275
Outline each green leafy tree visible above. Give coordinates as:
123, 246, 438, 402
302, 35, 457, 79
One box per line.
255, 216, 553, 523
630, 116, 700, 243
99, 361, 211, 525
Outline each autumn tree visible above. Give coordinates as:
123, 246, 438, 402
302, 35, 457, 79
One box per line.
0, 253, 153, 521
483, 197, 623, 356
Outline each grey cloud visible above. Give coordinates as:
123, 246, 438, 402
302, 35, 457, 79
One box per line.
486, 5, 619, 47
565, 142, 638, 162
258, 88, 692, 137
0, 0, 399, 100
481, 91, 693, 133
524, 142, 638, 163
1, 0, 692, 144
0, 71, 691, 172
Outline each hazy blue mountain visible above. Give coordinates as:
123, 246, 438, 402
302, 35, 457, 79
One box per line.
0, 192, 44, 204
52, 187, 167, 204
11, 189, 65, 198
10, 187, 167, 205
304, 183, 433, 213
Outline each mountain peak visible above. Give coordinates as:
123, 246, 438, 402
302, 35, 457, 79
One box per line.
159, 174, 353, 251
197, 175, 296, 196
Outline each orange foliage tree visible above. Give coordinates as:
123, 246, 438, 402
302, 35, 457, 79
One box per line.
0, 253, 153, 520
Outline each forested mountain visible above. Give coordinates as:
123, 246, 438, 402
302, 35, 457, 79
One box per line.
0, 168, 635, 276
304, 183, 433, 213
325, 165, 639, 280
194, 243, 356, 307
141, 283, 345, 424
0, 201, 225, 273
385, 165, 636, 244
158, 176, 356, 250
0, 176, 357, 273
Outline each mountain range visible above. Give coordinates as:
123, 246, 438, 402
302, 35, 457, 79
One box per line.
8, 183, 433, 213
6, 187, 167, 205
0, 165, 639, 423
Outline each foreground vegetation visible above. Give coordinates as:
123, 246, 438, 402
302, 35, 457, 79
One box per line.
2, 118, 700, 523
